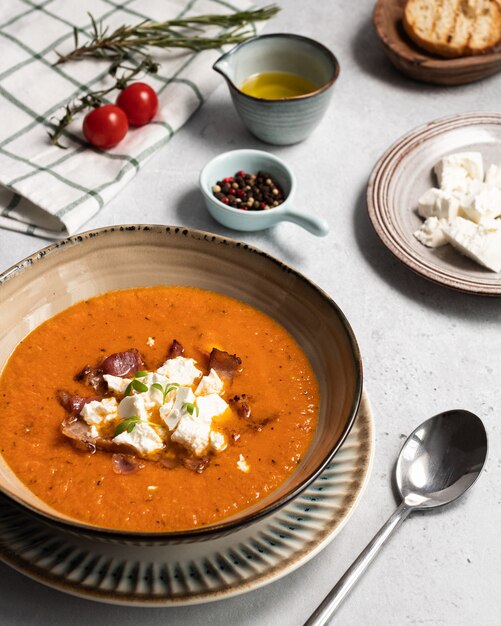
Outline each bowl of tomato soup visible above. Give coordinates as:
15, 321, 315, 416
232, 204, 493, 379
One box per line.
0, 225, 361, 543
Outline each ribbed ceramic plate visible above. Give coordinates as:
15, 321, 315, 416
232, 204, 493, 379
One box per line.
0, 392, 373, 606
368, 112, 501, 296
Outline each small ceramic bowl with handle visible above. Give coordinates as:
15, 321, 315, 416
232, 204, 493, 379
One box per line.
213, 33, 340, 145
199, 148, 329, 237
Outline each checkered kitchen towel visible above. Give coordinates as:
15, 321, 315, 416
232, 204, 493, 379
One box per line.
0, 0, 259, 239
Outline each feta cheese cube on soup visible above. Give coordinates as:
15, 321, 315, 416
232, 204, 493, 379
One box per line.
80, 397, 118, 426
103, 374, 131, 394
118, 394, 150, 422
140, 372, 170, 407
156, 356, 201, 385
209, 430, 227, 452
195, 368, 224, 396
160, 386, 195, 431
196, 394, 228, 420
113, 421, 164, 456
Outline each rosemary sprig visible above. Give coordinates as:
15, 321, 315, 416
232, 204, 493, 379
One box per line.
48, 56, 158, 148
55, 6, 280, 64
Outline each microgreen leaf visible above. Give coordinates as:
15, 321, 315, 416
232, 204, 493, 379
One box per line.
124, 381, 133, 397
132, 379, 148, 393
135, 370, 148, 378
183, 402, 199, 417
151, 383, 163, 391
114, 415, 141, 436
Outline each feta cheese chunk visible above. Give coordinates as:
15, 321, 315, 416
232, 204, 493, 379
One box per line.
417, 188, 460, 221
118, 394, 150, 422
140, 372, 170, 408
169, 393, 228, 456
171, 412, 212, 456
413, 217, 448, 248
195, 368, 224, 396
434, 152, 484, 189
442, 217, 501, 273
209, 430, 227, 452
160, 386, 195, 431
80, 397, 118, 426
485, 164, 501, 188
237, 454, 250, 473
112, 421, 163, 455
156, 356, 202, 386
461, 183, 501, 224
103, 374, 131, 395
196, 394, 228, 420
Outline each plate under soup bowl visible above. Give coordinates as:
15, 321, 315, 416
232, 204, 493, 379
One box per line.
0, 225, 362, 544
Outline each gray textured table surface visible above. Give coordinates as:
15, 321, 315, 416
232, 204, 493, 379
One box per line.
0, 2, 500, 625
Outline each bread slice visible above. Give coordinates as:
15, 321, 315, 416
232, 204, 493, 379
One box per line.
403, 0, 501, 58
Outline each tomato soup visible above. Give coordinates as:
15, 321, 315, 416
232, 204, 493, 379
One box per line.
0, 286, 319, 532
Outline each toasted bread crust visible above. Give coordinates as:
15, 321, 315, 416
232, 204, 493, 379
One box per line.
403, 0, 501, 58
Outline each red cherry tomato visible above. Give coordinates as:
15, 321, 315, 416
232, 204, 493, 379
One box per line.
83, 105, 128, 149
116, 82, 158, 126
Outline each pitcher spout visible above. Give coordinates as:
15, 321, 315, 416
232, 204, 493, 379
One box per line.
212, 52, 234, 84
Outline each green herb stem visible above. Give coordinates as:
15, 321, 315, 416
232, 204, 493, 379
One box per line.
54, 6, 280, 64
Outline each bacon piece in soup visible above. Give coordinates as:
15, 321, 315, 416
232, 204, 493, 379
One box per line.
208, 348, 241, 380
100, 348, 144, 377
57, 390, 101, 416
60, 414, 138, 456
112, 453, 145, 475
229, 394, 251, 419
166, 339, 184, 359
74, 365, 107, 393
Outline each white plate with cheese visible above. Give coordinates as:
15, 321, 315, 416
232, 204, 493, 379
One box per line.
367, 112, 501, 296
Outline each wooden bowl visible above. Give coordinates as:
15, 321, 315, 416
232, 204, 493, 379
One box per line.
373, 0, 501, 85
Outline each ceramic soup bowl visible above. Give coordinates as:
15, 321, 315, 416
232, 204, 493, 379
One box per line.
213, 34, 340, 145
0, 226, 361, 544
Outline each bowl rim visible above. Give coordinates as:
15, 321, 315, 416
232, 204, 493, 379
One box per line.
0, 224, 362, 541
199, 148, 295, 218
213, 32, 341, 103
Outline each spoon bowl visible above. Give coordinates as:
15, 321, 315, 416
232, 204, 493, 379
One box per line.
397, 409, 487, 509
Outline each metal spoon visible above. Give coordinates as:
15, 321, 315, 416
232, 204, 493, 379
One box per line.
305, 409, 488, 625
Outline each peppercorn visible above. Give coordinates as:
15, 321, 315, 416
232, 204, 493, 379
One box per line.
212, 170, 285, 211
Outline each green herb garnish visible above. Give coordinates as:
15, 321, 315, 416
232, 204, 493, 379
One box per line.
183, 402, 199, 417
113, 415, 164, 436
124, 370, 150, 396
114, 415, 142, 436
151, 382, 179, 403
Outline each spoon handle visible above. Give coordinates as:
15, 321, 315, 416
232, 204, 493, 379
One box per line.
304, 502, 412, 626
